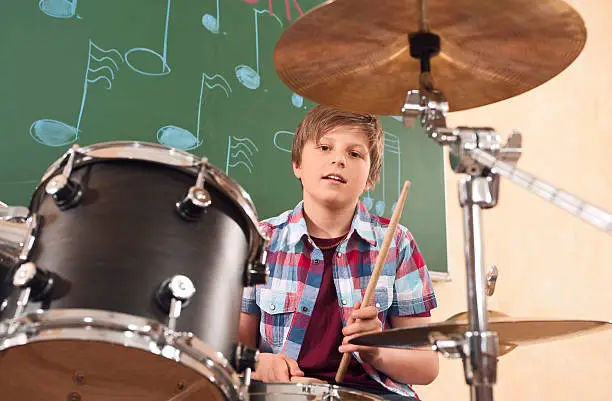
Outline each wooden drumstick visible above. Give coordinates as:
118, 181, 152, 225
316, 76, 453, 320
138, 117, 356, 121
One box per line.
335, 180, 411, 384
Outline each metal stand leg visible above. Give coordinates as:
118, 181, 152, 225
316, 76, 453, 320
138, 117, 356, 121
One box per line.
460, 177, 499, 401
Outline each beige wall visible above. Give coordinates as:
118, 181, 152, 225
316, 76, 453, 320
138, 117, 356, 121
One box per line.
414, 1, 612, 400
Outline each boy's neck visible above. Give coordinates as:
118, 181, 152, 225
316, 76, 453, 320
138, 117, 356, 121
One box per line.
302, 197, 355, 239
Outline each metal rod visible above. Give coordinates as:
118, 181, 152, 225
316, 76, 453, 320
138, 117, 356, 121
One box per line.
471, 386, 494, 401
460, 177, 494, 401
470, 148, 612, 234
463, 201, 488, 332
460, 179, 490, 331
418, 0, 429, 31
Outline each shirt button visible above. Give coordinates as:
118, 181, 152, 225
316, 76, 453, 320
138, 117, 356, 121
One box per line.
337, 252, 342, 257
302, 306, 309, 312
314, 259, 320, 264
341, 299, 347, 306
375, 302, 381, 308
270, 304, 276, 311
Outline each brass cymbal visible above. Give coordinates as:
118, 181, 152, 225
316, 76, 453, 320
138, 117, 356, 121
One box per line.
274, 0, 587, 114
349, 317, 611, 352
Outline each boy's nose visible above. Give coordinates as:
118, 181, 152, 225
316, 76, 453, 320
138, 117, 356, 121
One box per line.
331, 154, 346, 167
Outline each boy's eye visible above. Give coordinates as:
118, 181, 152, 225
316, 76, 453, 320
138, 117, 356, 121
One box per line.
319, 145, 330, 151
349, 151, 362, 158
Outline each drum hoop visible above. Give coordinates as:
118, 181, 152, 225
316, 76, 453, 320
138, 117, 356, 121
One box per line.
38, 141, 269, 263
249, 382, 386, 400
0, 308, 244, 401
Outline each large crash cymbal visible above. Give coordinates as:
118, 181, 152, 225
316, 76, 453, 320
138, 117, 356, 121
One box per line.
274, 0, 586, 114
349, 316, 611, 353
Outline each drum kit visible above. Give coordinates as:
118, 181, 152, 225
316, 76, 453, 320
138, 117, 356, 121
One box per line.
0, 0, 611, 401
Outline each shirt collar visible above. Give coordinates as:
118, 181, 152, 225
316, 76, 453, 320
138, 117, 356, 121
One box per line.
285, 201, 377, 247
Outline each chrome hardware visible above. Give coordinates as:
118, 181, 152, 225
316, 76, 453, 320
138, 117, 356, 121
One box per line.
459, 176, 498, 210
464, 331, 499, 386
322, 389, 342, 401
0, 206, 29, 221
233, 343, 259, 387
167, 275, 196, 301
10, 261, 54, 319
176, 159, 212, 220
486, 266, 499, 296
13, 262, 54, 302
12, 286, 32, 320
175, 187, 211, 219
244, 247, 269, 287
155, 275, 196, 331
402, 85, 448, 133
0, 214, 38, 269
45, 145, 83, 210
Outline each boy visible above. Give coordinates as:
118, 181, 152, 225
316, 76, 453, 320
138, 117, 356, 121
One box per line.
240, 105, 438, 400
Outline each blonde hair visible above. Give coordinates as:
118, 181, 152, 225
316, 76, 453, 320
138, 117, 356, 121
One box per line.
291, 105, 384, 186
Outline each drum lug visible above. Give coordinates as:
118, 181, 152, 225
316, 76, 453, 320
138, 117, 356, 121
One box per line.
243, 261, 269, 287
155, 275, 196, 331
175, 186, 211, 220
45, 145, 83, 210
0, 212, 38, 270
176, 159, 212, 220
244, 244, 269, 287
232, 343, 259, 387
12, 261, 54, 307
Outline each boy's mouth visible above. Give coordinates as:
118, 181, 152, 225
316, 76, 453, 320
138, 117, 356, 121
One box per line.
322, 173, 347, 184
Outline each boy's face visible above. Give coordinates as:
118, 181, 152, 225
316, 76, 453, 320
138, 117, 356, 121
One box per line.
293, 125, 372, 210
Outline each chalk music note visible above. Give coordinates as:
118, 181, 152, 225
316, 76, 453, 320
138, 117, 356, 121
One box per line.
125, 0, 173, 76
241, 0, 304, 21
202, 0, 225, 34
30, 40, 123, 147
38, 0, 79, 19
157, 73, 232, 151
273, 130, 294, 153
226, 136, 259, 174
362, 190, 374, 211
235, 9, 283, 90
291, 93, 305, 108
374, 131, 402, 215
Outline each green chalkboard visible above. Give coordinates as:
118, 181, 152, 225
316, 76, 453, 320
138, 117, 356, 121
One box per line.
0, 0, 448, 274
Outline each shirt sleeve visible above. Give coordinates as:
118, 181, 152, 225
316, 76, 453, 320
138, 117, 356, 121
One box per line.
241, 285, 260, 314
387, 227, 437, 316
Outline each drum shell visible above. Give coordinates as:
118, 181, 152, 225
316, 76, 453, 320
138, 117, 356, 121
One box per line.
7, 159, 250, 360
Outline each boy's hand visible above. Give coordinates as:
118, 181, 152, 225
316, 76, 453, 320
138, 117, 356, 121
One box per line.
338, 301, 383, 365
251, 353, 304, 382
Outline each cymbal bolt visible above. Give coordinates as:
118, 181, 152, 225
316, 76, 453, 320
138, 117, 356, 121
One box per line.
67, 392, 81, 401
73, 372, 86, 385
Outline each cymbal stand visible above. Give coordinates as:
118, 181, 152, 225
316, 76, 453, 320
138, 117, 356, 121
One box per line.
402, 4, 611, 398
402, 65, 612, 401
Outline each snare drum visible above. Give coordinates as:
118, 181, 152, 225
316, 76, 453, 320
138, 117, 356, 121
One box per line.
249, 382, 386, 401
0, 141, 268, 401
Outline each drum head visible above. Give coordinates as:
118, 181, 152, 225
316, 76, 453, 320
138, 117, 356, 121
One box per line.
0, 340, 226, 401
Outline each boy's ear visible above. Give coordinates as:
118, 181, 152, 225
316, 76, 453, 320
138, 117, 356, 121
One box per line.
292, 161, 302, 180
363, 180, 373, 193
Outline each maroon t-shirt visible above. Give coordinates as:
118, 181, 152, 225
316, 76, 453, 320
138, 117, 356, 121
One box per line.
297, 236, 429, 390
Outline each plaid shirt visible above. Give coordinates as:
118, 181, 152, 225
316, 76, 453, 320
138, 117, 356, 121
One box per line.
242, 201, 437, 397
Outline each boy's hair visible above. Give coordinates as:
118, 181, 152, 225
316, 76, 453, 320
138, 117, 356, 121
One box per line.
291, 105, 384, 186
